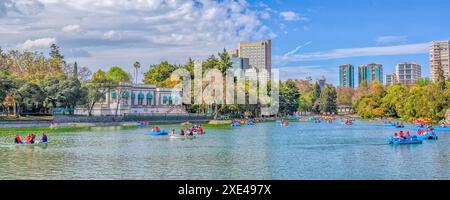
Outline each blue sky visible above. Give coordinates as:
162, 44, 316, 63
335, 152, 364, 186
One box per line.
265, 0, 450, 84
1, 0, 449, 85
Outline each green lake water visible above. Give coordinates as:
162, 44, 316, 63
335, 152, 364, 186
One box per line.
0, 121, 449, 180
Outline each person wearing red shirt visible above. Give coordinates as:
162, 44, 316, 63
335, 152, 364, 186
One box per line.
14, 135, 23, 144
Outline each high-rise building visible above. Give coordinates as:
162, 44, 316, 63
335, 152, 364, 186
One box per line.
238, 40, 272, 75
395, 62, 421, 86
231, 56, 250, 71
430, 41, 450, 82
358, 63, 383, 85
384, 74, 397, 86
317, 76, 326, 89
339, 64, 355, 88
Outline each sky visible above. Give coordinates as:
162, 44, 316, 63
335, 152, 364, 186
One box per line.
1, 0, 449, 85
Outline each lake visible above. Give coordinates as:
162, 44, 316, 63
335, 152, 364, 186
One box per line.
0, 121, 449, 180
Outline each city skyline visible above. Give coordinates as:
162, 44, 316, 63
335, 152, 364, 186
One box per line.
1, 0, 450, 85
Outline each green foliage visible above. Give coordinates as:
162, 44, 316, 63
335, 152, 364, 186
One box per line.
415, 78, 431, 87
354, 81, 450, 123
106, 66, 131, 84
279, 80, 301, 115
143, 61, 177, 87
319, 85, 338, 114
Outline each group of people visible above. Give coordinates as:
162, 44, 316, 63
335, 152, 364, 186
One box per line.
151, 126, 162, 132
14, 133, 48, 144
393, 131, 411, 140
417, 128, 434, 135
170, 125, 204, 136
396, 122, 404, 127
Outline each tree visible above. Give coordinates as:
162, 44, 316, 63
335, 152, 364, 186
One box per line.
311, 83, 321, 114
143, 61, 176, 87
380, 85, 408, 117
73, 62, 78, 78
106, 66, 131, 84
436, 62, 447, 90
106, 66, 131, 116
416, 78, 432, 87
217, 49, 232, 74
319, 85, 338, 114
83, 70, 111, 116
0, 72, 16, 115
133, 61, 141, 84
336, 87, 354, 106
15, 82, 45, 115
279, 80, 301, 115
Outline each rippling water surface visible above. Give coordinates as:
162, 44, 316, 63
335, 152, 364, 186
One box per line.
1, 121, 449, 180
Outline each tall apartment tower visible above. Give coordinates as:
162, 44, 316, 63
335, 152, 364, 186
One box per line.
395, 62, 421, 86
339, 64, 355, 88
430, 41, 450, 82
358, 63, 383, 85
238, 40, 272, 76
385, 74, 398, 86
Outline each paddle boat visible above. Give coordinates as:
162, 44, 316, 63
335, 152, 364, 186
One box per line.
169, 135, 196, 140
231, 122, 241, 127
434, 126, 450, 132
149, 129, 168, 136
137, 122, 150, 127
383, 123, 396, 127
417, 132, 438, 140
15, 141, 48, 146
246, 121, 255, 126
387, 136, 423, 145
395, 125, 405, 128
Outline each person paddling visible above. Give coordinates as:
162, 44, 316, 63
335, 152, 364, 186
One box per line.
14, 135, 23, 144
25, 134, 32, 144
30, 134, 36, 144
41, 133, 48, 143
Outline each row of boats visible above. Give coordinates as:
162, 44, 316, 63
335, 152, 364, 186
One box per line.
386, 123, 449, 145
147, 125, 205, 140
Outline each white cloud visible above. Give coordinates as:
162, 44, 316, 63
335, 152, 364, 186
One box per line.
283, 41, 312, 57
103, 30, 122, 41
275, 43, 429, 63
280, 11, 307, 21
20, 37, 56, 50
375, 35, 408, 45
1, 0, 275, 78
62, 24, 82, 33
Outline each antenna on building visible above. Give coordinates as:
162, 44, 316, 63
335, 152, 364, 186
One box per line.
133, 61, 141, 84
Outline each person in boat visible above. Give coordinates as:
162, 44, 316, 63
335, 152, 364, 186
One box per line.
25, 134, 32, 144
399, 131, 405, 139
180, 129, 185, 136
406, 131, 411, 137
393, 133, 400, 139
154, 126, 161, 132
29, 134, 36, 144
41, 133, 48, 143
198, 126, 204, 134
14, 135, 23, 144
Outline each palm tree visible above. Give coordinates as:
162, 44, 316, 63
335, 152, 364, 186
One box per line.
133, 61, 141, 84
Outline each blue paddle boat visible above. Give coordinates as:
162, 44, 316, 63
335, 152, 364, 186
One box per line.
434, 126, 450, 132
417, 132, 438, 140
231, 123, 241, 127
149, 129, 168, 136
387, 136, 423, 145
